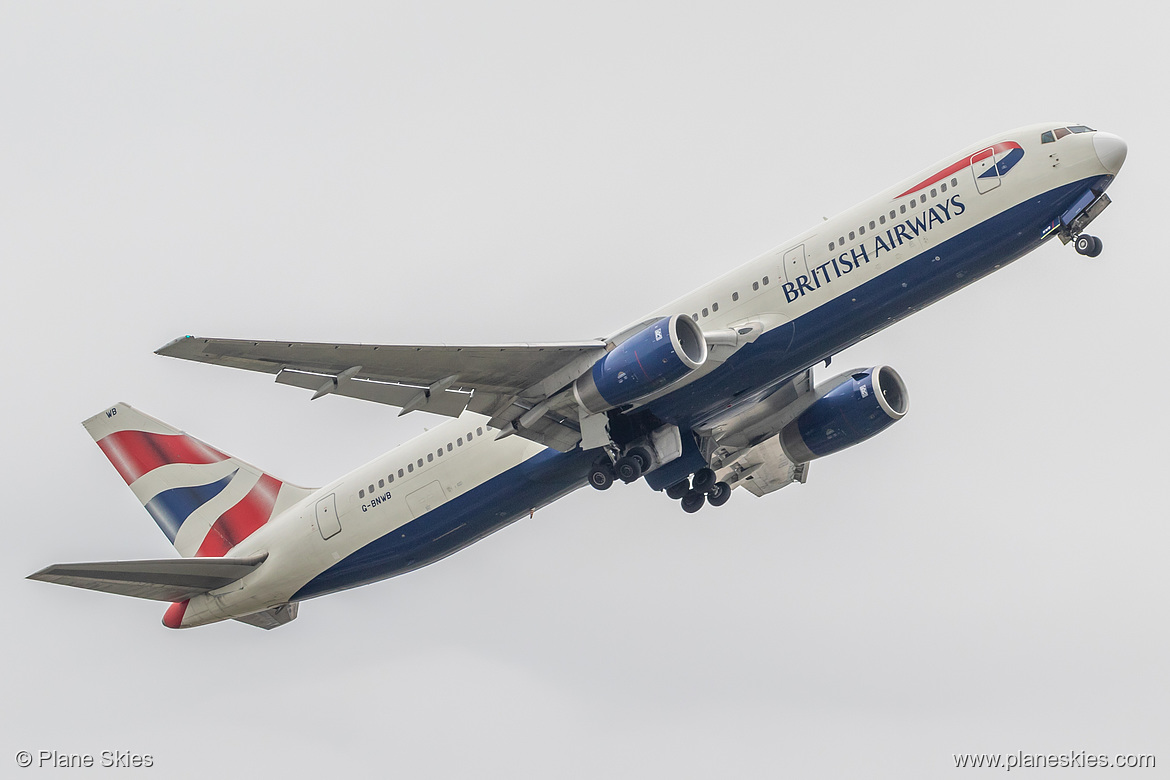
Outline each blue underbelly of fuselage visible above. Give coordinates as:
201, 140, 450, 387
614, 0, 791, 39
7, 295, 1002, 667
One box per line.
292, 175, 1111, 601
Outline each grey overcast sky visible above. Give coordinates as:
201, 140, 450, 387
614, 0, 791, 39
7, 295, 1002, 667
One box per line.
3, 2, 1167, 778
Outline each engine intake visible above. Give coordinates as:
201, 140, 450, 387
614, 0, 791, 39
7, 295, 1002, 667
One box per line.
779, 365, 909, 463
574, 315, 708, 414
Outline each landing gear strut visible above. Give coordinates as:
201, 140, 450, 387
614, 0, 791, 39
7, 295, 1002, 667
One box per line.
1074, 234, 1103, 257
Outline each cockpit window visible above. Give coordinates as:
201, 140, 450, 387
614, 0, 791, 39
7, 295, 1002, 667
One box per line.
1042, 125, 1096, 144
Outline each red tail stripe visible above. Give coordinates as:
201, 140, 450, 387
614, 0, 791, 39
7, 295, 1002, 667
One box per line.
163, 600, 189, 629
96, 430, 228, 485
195, 473, 282, 558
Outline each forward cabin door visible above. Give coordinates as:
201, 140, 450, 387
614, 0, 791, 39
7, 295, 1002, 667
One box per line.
781, 244, 809, 284
971, 147, 1001, 194
316, 493, 341, 540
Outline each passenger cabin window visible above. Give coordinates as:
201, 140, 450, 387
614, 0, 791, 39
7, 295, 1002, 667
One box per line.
712, 302, 719, 312
427, 453, 433, 462
359, 489, 365, 498
702, 307, 708, 317
732, 291, 739, 301
378, 479, 384, 488
762, 276, 769, 285
408, 463, 414, 473
398, 468, 404, 477
477, 427, 483, 436
752, 281, 759, 291
940, 182, 947, 193
447, 443, 453, 452
368, 484, 375, 493
849, 231, 855, 240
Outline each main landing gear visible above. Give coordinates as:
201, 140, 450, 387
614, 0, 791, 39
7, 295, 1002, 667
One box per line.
588, 446, 652, 491
588, 456, 732, 513
1074, 234, 1103, 257
666, 468, 732, 514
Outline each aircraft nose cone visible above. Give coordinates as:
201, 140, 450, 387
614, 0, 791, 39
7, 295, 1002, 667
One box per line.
1093, 132, 1128, 175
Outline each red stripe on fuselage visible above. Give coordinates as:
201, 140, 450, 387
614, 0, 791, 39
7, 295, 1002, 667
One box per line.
894, 141, 1022, 199
195, 473, 282, 557
96, 430, 228, 485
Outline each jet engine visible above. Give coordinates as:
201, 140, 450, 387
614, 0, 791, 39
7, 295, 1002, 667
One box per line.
778, 366, 909, 463
573, 314, 708, 414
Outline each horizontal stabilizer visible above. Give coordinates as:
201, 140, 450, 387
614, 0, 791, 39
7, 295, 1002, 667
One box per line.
28, 553, 267, 602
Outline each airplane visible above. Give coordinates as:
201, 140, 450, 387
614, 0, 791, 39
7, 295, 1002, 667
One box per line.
30, 122, 1127, 629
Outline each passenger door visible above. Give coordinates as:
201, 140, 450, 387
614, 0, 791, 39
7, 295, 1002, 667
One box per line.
971, 147, 1001, 194
316, 493, 341, 540
781, 244, 809, 284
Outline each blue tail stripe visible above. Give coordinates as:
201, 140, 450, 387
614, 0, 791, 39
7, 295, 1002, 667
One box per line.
144, 471, 237, 542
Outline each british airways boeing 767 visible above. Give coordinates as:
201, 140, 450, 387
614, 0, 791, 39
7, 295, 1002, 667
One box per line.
31, 123, 1127, 629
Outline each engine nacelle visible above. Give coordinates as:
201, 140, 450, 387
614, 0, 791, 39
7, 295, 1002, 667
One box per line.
574, 314, 708, 414
779, 366, 909, 463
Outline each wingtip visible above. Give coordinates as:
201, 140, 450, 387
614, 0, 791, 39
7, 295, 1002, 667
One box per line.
155, 335, 196, 356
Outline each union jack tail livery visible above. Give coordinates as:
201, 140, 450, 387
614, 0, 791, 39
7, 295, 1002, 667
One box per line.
83, 403, 314, 557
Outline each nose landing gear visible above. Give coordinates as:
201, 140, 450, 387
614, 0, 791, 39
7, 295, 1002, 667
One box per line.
1074, 234, 1103, 257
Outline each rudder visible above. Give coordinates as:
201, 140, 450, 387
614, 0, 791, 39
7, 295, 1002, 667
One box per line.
84, 403, 314, 557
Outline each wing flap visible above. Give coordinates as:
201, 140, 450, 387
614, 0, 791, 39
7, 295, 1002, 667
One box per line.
28, 554, 267, 602
717, 436, 809, 497
275, 370, 471, 417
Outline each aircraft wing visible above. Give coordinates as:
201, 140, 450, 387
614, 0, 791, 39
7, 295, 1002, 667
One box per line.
715, 435, 809, 497
157, 335, 610, 451
27, 554, 268, 602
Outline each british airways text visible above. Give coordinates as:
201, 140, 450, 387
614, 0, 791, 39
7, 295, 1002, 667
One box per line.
783, 194, 966, 303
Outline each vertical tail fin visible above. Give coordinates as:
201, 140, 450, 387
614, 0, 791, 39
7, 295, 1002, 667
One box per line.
84, 403, 315, 557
